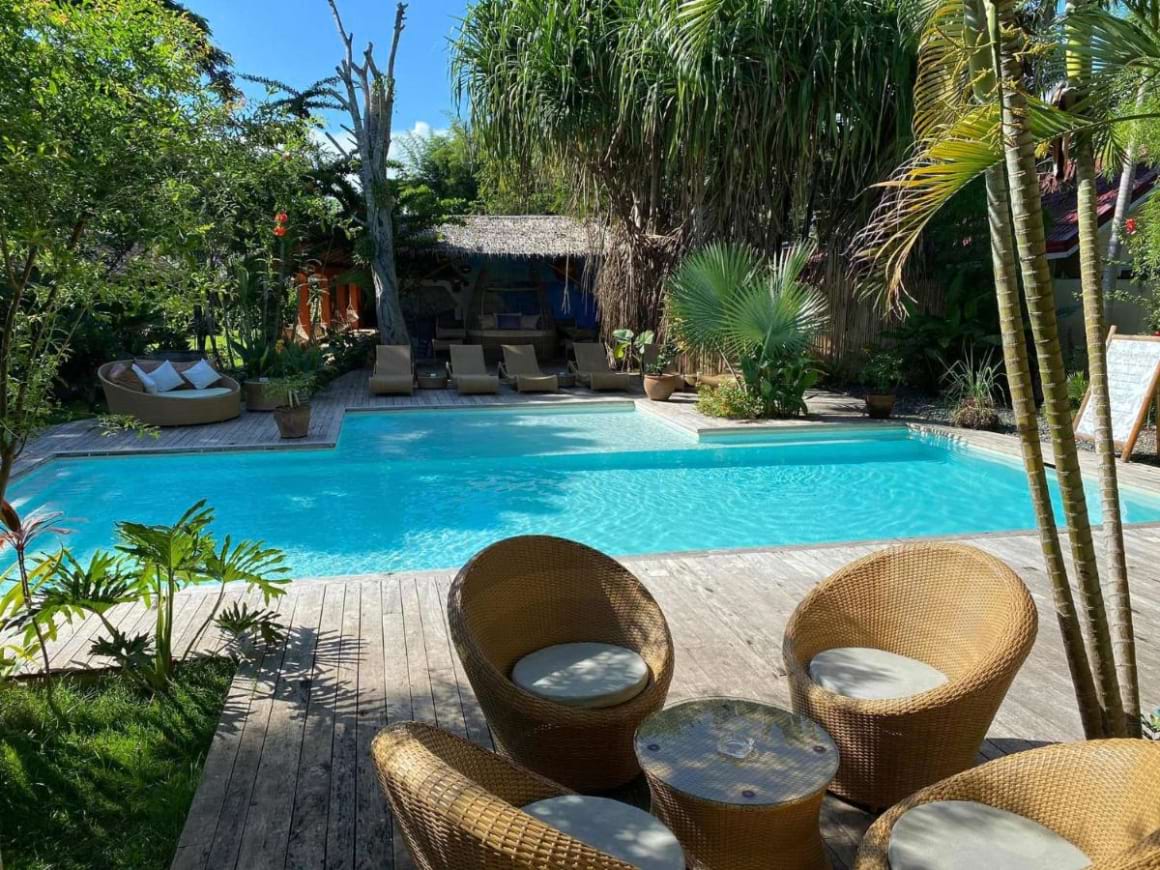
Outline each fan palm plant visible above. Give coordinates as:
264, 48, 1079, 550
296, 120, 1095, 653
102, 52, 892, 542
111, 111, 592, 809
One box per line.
668, 241, 827, 417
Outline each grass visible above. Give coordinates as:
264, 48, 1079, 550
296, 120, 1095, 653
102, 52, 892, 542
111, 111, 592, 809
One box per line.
0, 658, 235, 870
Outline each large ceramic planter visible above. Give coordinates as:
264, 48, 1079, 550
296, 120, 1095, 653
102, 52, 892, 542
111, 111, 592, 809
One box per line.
273, 403, 311, 439
865, 393, 896, 419
643, 373, 680, 402
244, 379, 286, 412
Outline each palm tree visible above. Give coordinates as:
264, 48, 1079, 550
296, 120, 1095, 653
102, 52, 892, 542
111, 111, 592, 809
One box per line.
667, 241, 828, 416
855, 0, 1159, 735
961, 0, 1104, 736
987, 0, 1125, 735
1064, 0, 1137, 737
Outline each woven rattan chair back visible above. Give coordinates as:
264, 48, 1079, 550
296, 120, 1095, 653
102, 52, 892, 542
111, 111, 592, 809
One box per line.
783, 543, 1038, 808
448, 535, 674, 791
372, 722, 639, 870
854, 740, 1160, 869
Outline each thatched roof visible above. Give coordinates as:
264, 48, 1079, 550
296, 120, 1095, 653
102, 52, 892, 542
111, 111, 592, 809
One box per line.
431, 215, 602, 259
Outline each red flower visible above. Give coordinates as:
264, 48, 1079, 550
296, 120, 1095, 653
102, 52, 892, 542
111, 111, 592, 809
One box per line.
273, 224, 287, 237
275, 211, 288, 224
1125, 217, 1138, 236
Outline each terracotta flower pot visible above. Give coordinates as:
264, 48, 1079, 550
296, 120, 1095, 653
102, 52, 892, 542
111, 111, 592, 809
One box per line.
244, 379, 287, 412
865, 393, 896, 419
273, 403, 311, 439
643, 373, 680, 401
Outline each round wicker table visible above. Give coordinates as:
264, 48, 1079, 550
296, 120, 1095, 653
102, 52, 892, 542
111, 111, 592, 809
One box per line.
635, 698, 839, 870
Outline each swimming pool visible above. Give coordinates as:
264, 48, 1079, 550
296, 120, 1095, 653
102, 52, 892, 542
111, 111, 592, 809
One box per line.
9, 405, 1160, 577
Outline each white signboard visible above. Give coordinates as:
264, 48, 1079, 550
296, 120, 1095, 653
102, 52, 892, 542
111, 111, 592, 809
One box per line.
1074, 330, 1160, 461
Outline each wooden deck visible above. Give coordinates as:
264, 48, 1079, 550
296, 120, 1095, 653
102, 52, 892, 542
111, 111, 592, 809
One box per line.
22, 526, 1160, 870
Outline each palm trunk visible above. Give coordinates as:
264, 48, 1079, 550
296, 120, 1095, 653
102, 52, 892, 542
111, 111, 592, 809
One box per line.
986, 0, 1123, 736
1068, 4, 1137, 737
963, 0, 1103, 735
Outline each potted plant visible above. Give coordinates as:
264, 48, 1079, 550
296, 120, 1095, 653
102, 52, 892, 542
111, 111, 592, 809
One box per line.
611, 327, 655, 372
642, 343, 680, 401
271, 372, 316, 439
238, 339, 284, 411
861, 348, 904, 419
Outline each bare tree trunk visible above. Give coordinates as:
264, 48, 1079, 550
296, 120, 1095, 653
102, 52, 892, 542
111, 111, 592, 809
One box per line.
329, 1, 409, 345
987, 0, 1123, 736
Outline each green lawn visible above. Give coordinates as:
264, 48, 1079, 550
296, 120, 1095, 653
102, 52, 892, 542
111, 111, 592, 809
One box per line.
0, 659, 235, 870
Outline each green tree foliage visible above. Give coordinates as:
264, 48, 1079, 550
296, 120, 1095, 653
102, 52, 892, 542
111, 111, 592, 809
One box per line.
0, 0, 224, 501
454, 0, 918, 331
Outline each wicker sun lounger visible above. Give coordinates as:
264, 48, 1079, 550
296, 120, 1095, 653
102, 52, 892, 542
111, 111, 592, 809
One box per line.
783, 542, 1037, 809
568, 342, 634, 391
498, 344, 559, 393
855, 740, 1160, 870
368, 345, 415, 395
448, 345, 500, 395
448, 535, 674, 791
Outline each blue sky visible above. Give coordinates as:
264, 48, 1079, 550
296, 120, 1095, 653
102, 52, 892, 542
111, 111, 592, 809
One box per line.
186, 0, 466, 141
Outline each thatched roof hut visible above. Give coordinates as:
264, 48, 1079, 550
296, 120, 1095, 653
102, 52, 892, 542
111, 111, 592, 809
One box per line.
430, 215, 603, 259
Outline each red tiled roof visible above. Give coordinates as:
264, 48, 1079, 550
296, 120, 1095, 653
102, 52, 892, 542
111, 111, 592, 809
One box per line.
1042, 164, 1157, 255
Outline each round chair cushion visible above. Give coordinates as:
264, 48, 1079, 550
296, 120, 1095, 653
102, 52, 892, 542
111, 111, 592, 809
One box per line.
164, 387, 235, 400
888, 800, 1091, 870
523, 795, 684, 870
511, 642, 649, 708
809, 647, 948, 701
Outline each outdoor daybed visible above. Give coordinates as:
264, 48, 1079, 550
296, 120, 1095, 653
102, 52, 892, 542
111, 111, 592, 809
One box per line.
783, 542, 1037, 809
99, 360, 241, 427
468, 313, 556, 363
448, 535, 674, 792
854, 740, 1160, 869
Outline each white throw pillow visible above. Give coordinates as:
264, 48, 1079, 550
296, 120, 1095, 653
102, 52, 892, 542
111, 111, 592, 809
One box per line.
148, 360, 185, 394
131, 363, 159, 394
182, 359, 221, 390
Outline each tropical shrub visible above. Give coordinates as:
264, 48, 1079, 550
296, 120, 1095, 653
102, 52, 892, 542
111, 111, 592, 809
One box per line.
1, 501, 288, 692
943, 352, 1004, 431
886, 282, 1003, 390
668, 241, 827, 419
612, 328, 656, 372
860, 347, 905, 394
696, 382, 766, 420
1067, 369, 1090, 412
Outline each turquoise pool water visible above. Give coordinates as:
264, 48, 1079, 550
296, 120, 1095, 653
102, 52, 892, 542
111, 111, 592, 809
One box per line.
8, 406, 1160, 577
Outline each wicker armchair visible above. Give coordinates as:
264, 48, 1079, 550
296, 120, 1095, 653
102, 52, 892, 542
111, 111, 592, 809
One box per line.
854, 740, 1160, 869
372, 722, 641, 869
448, 535, 674, 791
782, 543, 1037, 809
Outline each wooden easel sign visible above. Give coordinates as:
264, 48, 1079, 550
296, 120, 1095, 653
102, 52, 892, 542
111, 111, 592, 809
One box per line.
1074, 327, 1160, 462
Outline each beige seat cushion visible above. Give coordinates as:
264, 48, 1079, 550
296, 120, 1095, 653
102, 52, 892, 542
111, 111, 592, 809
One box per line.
809, 647, 948, 701
512, 642, 649, 709
888, 800, 1091, 870
163, 387, 234, 400
523, 795, 684, 870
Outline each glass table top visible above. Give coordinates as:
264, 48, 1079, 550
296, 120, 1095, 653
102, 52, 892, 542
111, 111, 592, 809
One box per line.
634, 698, 839, 806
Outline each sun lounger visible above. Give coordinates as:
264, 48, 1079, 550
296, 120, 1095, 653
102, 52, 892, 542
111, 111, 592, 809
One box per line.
499, 344, 559, 393
448, 345, 500, 395
368, 345, 415, 395
568, 342, 634, 391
